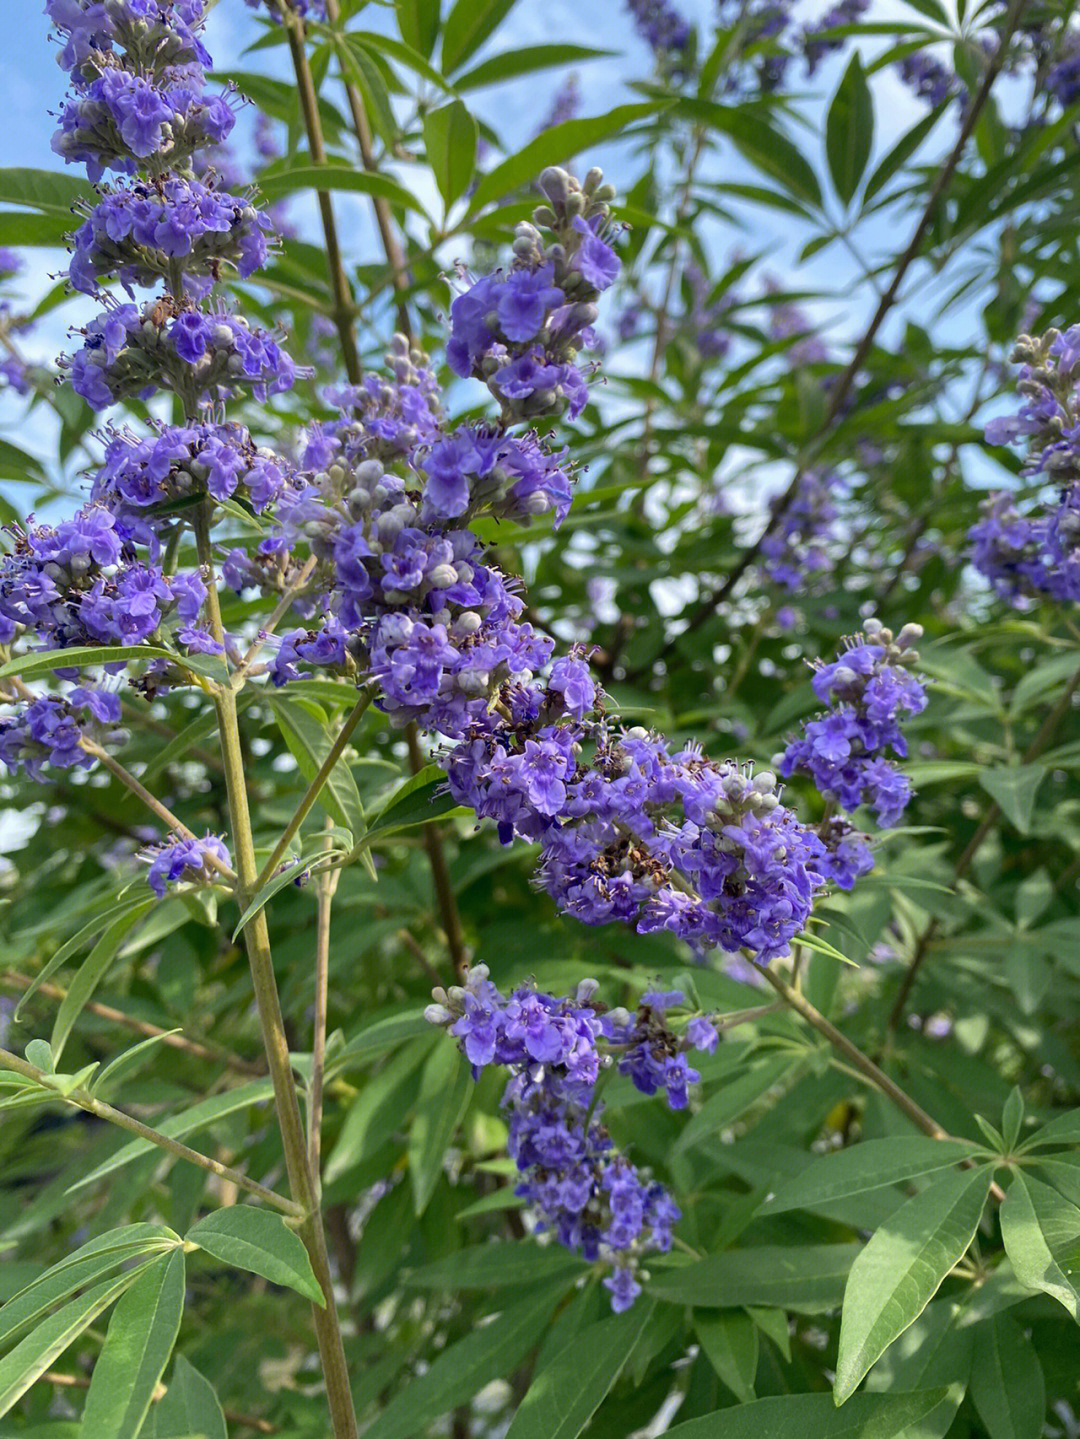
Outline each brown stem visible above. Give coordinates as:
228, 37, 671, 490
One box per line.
635, 0, 1028, 680
279, 8, 361, 384
323, 0, 412, 337
0, 1046, 301, 1216
888, 658, 1080, 1029
0, 969, 263, 1077
41, 1372, 278, 1433
406, 724, 470, 978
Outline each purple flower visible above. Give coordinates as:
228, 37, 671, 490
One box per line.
145, 831, 231, 897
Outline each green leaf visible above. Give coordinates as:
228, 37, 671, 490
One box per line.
1000, 1173, 1080, 1321
334, 1009, 434, 1069
504, 1300, 654, 1439
0, 1227, 178, 1346
231, 850, 344, 942
186, 1207, 324, 1306
760, 1139, 980, 1215
50, 904, 153, 1064
396, 0, 441, 58
0, 1271, 144, 1419
408, 1039, 473, 1214
466, 102, 669, 214
835, 1166, 994, 1403
144, 1354, 227, 1439
14, 895, 156, 1020
675, 1054, 803, 1153
647, 1244, 862, 1313
0, 167, 94, 218
694, 1311, 758, 1402
0, 644, 227, 683
1001, 1088, 1025, 1150
364, 765, 470, 839
441, 0, 519, 73
256, 161, 427, 215
969, 1313, 1045, 1439
80, 1250, 185, 1439
663, 1389, 951, 1439
1018, 1108, 1080, 1151
979, 764, 1047, 835
686, 102, 822, 209
268, 695, 365, 837
361, 1281, 569, 1439
90, 1030, 185, 1101
67, 1080, 274, 1193
863, 104, 947, 204
424, 99, 478, 210
826, 52, 873, 206
324, 1035, 435, 1184
405, 1242, 585, 1291
454, 43, 613, 89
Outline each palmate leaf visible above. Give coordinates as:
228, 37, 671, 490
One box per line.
834, 1166, 994, 1403
647, 1244, 862, 1313
760, 1138, 981, 1215
0, 1226, 179, 1347
969, 1314, 1045, 1439
826, 52, 874, 206
142, 1354, 227, 1439
1000, 1172, 1080, 1321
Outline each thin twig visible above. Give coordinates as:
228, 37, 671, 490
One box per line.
0, 969, 263, 1076
255, 686, 377, 891
322, 0, 413, 337
79, 741, 239, 885
277, 4, 361, 384
0, 1045, 302, 1217
633, 0, 1028, 680
406, 724, 470, 978
233, 556, 318, 687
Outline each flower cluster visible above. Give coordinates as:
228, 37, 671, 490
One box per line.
48, 0, 235, 182
144, 831, 230, 896
68, 176, 274, 296
625, 0, 691, 63
448, 167, 619, 423
426, 967, 717, 1309
0, 687, 123, 780
65, 298, 302, 411
778, 620, 927, 827
972, 330, 1080, 605
91, 421, 294, 544
897, 52, 966, 109
760, 469, 842, 591
800, 0, 869, 77
446, 718, 829, 963
0, 507, 217, 654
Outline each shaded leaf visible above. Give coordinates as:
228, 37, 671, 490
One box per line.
186, 1207, 324, 1306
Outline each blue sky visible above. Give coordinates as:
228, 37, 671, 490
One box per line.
0, 0, 973, 474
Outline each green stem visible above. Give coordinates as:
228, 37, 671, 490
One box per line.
406, 724, 470, 978
0, 1047, 300, 1217
255, 687, 377, 892
193, 504, 360, 1439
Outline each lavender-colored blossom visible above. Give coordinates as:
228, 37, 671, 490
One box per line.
779, 620, 926, 826
144, 831, 230, 896
0, 687, 123, 781
427, 966, 706, 1307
